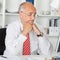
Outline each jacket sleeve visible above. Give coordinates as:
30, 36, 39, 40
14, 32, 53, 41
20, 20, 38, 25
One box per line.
4, 25, 27, 56
36, 23, 53, 55
38, 35, 53, 55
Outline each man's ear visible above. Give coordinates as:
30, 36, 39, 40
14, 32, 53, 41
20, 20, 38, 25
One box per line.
19, 11, 23, 18
20, 11, 23, 14
19, 11, 22, 15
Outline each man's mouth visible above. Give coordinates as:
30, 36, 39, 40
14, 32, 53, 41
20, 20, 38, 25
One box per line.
29, 21, 34, 24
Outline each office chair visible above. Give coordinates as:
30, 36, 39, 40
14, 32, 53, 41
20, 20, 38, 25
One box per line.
0, 28, 6, 55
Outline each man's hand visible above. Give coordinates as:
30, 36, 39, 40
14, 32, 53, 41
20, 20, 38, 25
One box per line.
33, 23, 42, 35
22, 23, 33, 36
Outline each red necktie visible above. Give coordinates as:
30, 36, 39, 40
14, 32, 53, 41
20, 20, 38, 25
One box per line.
23, 34, 31, 55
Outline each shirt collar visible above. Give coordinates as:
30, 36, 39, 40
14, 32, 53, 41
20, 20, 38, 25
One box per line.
20, 20, 23, 31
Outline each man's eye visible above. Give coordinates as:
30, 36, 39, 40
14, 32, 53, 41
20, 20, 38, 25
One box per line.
28, 13, 32, 16
28, 13, 36, 17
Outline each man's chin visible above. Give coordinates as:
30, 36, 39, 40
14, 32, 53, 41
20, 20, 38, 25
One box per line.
30, 22, 34, 25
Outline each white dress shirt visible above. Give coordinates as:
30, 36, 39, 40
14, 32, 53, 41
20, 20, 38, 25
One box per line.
4, 20, 52, 56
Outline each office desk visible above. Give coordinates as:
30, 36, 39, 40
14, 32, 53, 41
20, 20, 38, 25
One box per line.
0, 52, 60, 60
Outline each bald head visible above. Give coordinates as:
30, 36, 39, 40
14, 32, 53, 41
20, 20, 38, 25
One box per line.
19, 2, 36, 12
19, 2, 36, 25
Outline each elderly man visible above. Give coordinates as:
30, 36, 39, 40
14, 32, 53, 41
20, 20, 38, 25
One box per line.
4, 2, 53, 56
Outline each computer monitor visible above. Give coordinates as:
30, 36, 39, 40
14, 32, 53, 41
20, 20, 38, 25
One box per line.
55, 37, 60, 52
57, 42, 60, 52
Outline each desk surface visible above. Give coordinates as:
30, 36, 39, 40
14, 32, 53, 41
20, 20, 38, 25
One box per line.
0, 52, 60, 60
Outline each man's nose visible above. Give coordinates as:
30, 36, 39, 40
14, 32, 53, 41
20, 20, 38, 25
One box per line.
31, 15, 35, 20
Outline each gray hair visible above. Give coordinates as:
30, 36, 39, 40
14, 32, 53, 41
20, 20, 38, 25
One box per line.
18, 2, 34, 13
18, 2, 27, 13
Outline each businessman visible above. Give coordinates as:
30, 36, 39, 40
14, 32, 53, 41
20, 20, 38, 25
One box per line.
4, 2, 53, 56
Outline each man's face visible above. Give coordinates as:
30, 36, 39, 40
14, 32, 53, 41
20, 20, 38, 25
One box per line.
19, 5, 36, 25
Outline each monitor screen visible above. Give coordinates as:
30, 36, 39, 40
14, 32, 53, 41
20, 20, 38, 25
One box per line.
57, 42, 60, 52
56, 37, 60, 52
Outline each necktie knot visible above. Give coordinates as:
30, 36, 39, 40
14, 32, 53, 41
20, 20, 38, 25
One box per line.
26, 33, 30, 40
